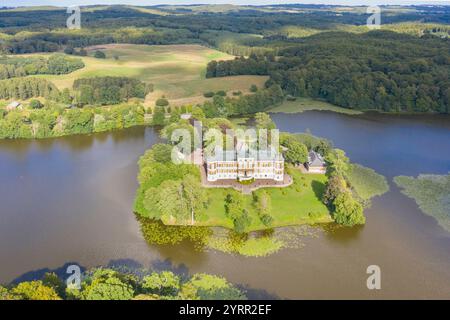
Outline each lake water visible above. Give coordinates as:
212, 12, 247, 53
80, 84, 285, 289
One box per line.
0, 111, 449, 299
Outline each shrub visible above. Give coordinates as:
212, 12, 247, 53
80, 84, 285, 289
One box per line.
203, 91, 214, 98
155, 98, 169, 107
29, 99, 43, 109
94, 50, 106, 59
260, 214, 273, 226
216, 90, 226, 97
250, 84, 258, 92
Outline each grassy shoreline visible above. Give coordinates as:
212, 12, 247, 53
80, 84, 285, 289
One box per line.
268, 98, 363, 115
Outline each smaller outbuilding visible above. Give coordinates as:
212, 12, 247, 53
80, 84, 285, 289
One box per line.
6, 101, 22, 111
305, 150, 327, 174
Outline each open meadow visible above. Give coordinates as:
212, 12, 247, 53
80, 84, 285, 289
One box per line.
24, 44, 268, 106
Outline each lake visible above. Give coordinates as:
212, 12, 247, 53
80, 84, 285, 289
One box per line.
0, 111, 449, 299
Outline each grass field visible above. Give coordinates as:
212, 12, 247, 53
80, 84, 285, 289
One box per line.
191, 168, 332, 232
25, 44, 268, 106
269, 97, 362, 115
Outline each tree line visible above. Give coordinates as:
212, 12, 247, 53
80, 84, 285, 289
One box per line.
0, 77, 59, 100
0, 54, 85, 79
0, 267, 246, 300
73, 76, 152, 106
0, 102, 146, 139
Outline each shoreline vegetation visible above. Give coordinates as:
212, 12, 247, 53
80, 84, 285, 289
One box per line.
268, 98, 363, 115
0, 267, 247, 300
133, 111, 389, 257
0, 40, 448, 140
394, 174, 450, 233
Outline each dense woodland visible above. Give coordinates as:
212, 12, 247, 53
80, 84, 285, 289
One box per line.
0, 5, 449, 55
0, 54, 84, 79
0, 267, 246, 300
0, 77, 59, 100
207, 31, 450, 113
0, 3, 449, 130
73, 76, 152, 106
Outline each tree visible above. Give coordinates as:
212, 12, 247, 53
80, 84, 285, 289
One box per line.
182, 174, 209, 225
11, 281, 61, 300
60, 88, 72, 104
94, 50, 106, 59
152, 106, 166, 126
81, 269, 135, 300
155, 97, 169, 107
180, 274, 246, 300
332, 192, 365, 226
225, 193, 251, 233
233, 209, 252, 233
322, 174, 347, 206
326, 149, 349, 177
283, 138, 308, 165
150, 143, 173, 163
142, 271, 180, 296
0, 286, 18, 300
29, 99, 43, 109
255, 112, 276, 130
149, 175, 208, 224
250, 84, 258, 92
255, 191, 273, 226
77, 85, 94, 105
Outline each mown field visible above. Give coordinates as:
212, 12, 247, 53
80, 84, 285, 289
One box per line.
24, 44, 268, 106
191, 168, 332, 232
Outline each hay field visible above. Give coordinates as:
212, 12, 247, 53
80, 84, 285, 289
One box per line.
26, 44, 268, 106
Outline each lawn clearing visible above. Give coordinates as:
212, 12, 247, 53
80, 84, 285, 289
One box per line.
193, 168, 332, 232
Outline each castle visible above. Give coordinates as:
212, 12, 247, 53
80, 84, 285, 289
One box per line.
205, 142, 284, 182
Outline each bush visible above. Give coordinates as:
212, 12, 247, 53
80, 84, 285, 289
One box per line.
94, 50, 106, 59
155, 98, 169, 107
232, 91, 242, 96
286, 95, 297, 101
250, 84, 258, 92
260, 214, 273, 226
203, 91, 214, 98
216, 90, 226, 97
29, 99, 43, 109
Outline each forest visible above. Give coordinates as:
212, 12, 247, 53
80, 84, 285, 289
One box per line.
73, 76, 152, 106
0, 267, 246, 300
207, 31, 450, 113
0, 54, 84, 79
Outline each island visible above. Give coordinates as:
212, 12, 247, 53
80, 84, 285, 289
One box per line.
133, 112, 389, 256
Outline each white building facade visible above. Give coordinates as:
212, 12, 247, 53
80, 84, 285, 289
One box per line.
206, 144, 284, 182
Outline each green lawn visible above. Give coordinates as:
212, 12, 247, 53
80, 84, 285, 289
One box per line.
193, 168, 332, 232
269, 97, 362, 115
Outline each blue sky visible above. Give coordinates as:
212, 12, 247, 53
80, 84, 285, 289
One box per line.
2, 1, 449, 8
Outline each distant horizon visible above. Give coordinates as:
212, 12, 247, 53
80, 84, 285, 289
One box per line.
2, 1, 450, 9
